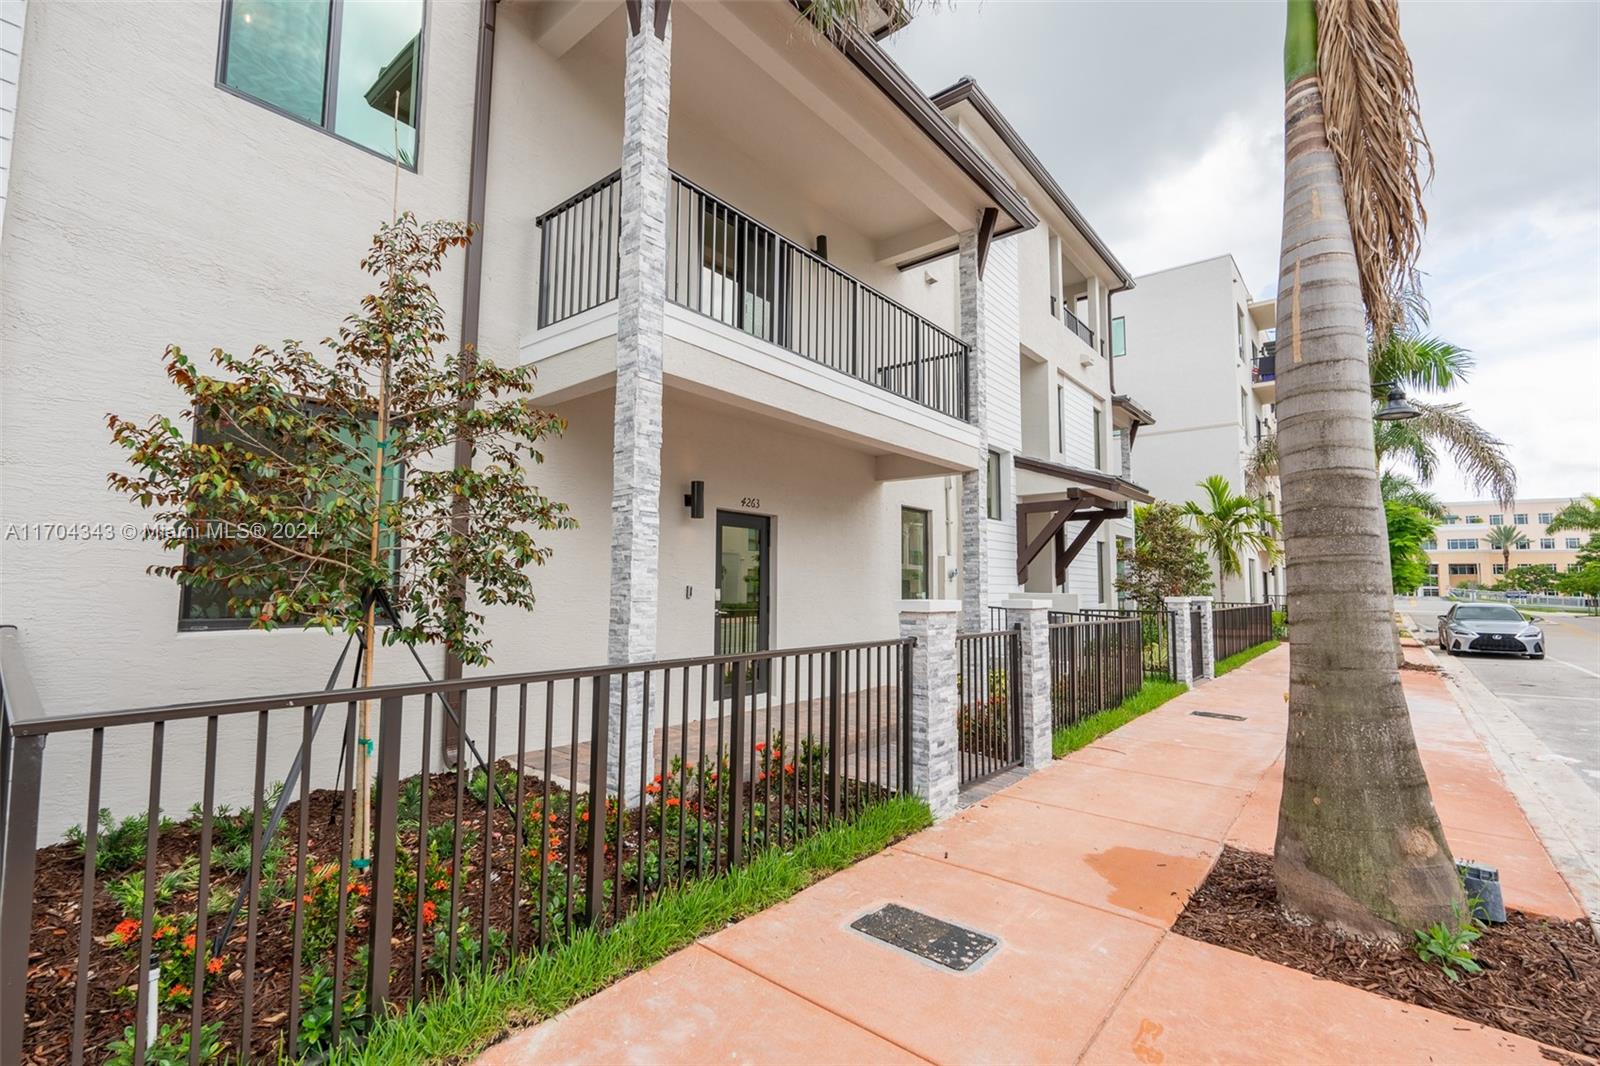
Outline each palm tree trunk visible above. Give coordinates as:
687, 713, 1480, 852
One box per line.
1272, 2, 1461, 937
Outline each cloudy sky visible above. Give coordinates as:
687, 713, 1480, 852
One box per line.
885, 1, 1600, 504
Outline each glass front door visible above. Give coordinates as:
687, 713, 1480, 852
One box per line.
716, 511, 770, 694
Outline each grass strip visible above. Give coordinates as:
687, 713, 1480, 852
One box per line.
1052, 679, 1188, 758
1216, 639, 1280, 676
335, 796, 933, 1066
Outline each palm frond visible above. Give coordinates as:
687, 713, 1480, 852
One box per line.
1244, 433, 1279, 496
1546, 494, 1600, 533
1368, 332, 1472, 392
1407, 400, 1517, 509
1374, 420, 1439, 484
1316, 0, 1433, 337
1378, 471, 1444, 520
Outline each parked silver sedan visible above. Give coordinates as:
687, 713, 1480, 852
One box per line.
1437, 603, 1545, 659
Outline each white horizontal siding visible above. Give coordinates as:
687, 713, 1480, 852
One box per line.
0, 0, 22, 233
983, 236, 1021, 600
1058, 376, 1103, 604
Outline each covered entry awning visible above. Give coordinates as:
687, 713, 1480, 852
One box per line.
1012, 456, 1155, 585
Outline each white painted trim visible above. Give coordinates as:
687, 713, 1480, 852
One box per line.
520, 303, 620, 364
899, 599, 963, 614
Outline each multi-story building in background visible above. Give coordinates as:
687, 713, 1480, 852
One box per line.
1107, 255, 1283, 603
1416, 499, 1590, 596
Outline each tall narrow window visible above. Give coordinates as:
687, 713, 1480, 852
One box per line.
1092, 408, 1104, 470
1096, 539, 1108, 604
220, 0, 425, 165
1110, 316, 1126, 357
986, 450, 1002, 520
1056, 384, 1066, 455
900, 508, 930, 599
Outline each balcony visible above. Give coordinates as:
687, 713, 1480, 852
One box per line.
1251, 341, 1277, 402
1048, 295, 1096, 350
535, 170, 971, 423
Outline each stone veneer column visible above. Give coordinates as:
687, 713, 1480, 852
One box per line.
900, 601, 961, 819
1005, 599, 1054, 770
957, 226, 989, 633
1196, 596, 1216, 680
1166, 595, 1196, 686
608, 0, 671, 800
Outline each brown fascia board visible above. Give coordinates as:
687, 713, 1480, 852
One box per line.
1014, 454, 1155, 504
822, 25, 1039, 235
930, 78, 1134, 289
1112, 394, 1156, 426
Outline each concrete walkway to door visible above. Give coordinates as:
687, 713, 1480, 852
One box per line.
476, 645, 1584, 1065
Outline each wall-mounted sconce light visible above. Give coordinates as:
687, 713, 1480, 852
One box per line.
684, 480, 705, 519
814, 235, 828, 261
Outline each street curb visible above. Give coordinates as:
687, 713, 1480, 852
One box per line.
1403, 613, 1600, 940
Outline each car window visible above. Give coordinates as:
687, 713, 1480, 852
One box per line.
1454, 605, 1523, 622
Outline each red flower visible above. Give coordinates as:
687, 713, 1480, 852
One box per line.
645, 783, 661, 795
206, 956, 224, 976
757, 772, 767, 782
111, 918, 140, 944
784, 764, 795, 775
754, 742, 766, 753
432, 878, 449, 891
581, 811, 590, 822
166, 983, 190, 1001
351, 882, 371, 898
652, 774, 662, 784
182, 933, 197, 952
421, 900, 438, 925
665, 797, 681, 808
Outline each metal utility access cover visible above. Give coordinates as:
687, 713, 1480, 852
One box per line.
850, 904, 997, 971
1191, 711, 1248, 721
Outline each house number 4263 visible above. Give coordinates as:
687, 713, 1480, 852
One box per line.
740, 497, 761, 509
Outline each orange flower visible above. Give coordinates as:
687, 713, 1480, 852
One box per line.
757, 771, 767, 782
652, 774, 662, 784
665, 797, 681, 808
784, 764, 795, 775
351, 882, 371, 898
754, 742, 766, 753
645, 783, 661, 795
581, 811, 590, 822
421, 900, 437, 925
206, 956, 224, 976
432, 879, 448, 891
182, 933, 197, 952
167, 983, 189, 1001
111, 918, 140, 944
152, 924, 176, 941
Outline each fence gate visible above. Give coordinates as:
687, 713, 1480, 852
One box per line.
956, 626, 1022, 787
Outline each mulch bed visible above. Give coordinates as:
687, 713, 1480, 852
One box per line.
1399, 659, 1440, 673
23, 756, 872, 1064
1173, 846, 1599, 1058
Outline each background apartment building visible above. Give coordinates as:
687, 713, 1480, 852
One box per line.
1107, 255, 1283, 603
1417, 499, 1591, 596
0, 0, 1144, 832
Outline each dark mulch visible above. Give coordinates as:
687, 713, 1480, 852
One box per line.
1400, 659, 1440, 673
1173, 846, 1599, 1057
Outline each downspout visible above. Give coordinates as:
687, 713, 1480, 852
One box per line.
443, 0, 498, 764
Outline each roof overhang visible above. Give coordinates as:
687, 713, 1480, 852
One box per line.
1111, 394, 1156, 431
1014, 455, 1155, 505
929, 78, 1133, 289
1248, 297, 1277, 331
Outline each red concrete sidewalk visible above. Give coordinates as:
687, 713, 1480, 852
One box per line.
477, 646, 1583, 1065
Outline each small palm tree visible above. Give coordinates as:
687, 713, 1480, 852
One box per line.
1181, 475, 1282, 596
1485, 524, 1521, 579
1547, 494, 1600, 534
1380, 471, 1444, 520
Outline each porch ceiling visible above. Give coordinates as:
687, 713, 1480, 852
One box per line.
547, 0, 1030, 265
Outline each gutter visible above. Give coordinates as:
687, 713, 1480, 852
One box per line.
443, 0, 498, 761
930, 77, 1133, 289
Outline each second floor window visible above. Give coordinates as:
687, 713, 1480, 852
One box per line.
1538, 512, 1554, 524
1056, 385, 1066, 455
1092, 408, 1104, 470
1513, 512, 1529, 524
1541, 537, 1555, 550
1446, 538, 1478, 550
219, 0, 425, 166
1110, 317, 1126, 358
986, 451, 1002, 520
1489, 514, 1503, 525
1568, 537, 1583, 549
1465, 515, 1483, 524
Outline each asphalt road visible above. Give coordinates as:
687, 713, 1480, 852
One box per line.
1403, 596, 1600, 789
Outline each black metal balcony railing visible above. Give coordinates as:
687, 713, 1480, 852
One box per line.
1062, 304, 1095, 349
535, 171, 971, 423
1252, 350, 1276, 383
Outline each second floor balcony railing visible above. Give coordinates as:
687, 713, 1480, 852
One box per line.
1252, 348, 1276, 383
536, 170, 971, 423
1061, 303, 1095, 349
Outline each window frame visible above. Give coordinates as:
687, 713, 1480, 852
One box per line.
985, 450, 1003, 520
215, 0, 428, 171
899, 507, 931, 600
1513, 513, 1529, 525
1538, 512, 1553, 525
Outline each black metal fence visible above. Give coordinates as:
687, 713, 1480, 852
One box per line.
955, 628, 1021, 787
1213, 603, 1273, 662
1073, 608, 1177, 681
1047, 618, 1143, 731
533, 172, 972, 422
0, 632, 908, 1065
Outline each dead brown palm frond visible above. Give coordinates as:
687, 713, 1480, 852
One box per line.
798, 0, 913, 41
1316, 0, 1434, 339
1245, 432, 1279, 496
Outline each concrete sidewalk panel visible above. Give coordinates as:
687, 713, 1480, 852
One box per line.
476, 944, 925, 1066
1081, 934, 1555, 1065
702, 848, 1162, 1064
1003, 760, 1252, 843
898, 798, 1218, 926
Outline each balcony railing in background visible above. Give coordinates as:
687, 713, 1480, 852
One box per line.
1252, 350, 1276, 383
535, 172, 971, 423
1062, 304, 1095, 349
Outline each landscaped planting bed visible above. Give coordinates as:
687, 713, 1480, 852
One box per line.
1174, 846, 1599, 1057
22, 745, 888, 1064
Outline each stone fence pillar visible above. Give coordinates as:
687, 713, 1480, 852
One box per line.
1165, 595, 1196, 686
1196, 596, 1216, 680
900, 601, 961, 819
1004, 598, 1054, 770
